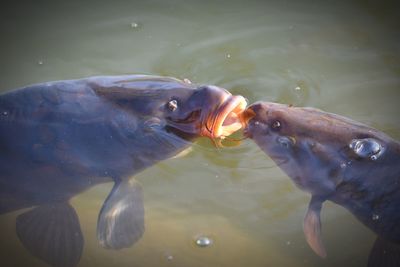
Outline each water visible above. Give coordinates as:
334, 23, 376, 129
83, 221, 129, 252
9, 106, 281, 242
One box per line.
0, 0, 399, 266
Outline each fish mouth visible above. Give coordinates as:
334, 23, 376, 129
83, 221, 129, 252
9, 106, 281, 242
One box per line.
239, 107, 257, 137
203, 94, 247, 139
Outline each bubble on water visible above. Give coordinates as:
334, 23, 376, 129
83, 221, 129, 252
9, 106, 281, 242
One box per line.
2, 111, 8, 116
195, 236, 213, 247
294, 86, 301, 90
372, 214, 379, 221
162, 251, 174, 261
130, 22, 139, 28
349, 138, 382, 159
226, 53, 231, 59
286, 241, 291, 245
38, 60, 43, 65
340, 162, 346, 169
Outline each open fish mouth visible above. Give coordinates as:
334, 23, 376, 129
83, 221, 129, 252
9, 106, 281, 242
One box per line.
203, 94, 247, 139
237, 106, 257, 138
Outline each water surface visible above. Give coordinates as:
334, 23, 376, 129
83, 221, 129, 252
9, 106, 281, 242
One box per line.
0, 0, 399, 266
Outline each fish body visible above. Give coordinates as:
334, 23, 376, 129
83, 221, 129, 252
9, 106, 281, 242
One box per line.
0, 75, 246, 266
244, 101, 400, 262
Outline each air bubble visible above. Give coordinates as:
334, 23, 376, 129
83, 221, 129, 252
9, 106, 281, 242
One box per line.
130, 22, 139, 28
349, 138, 382, 159
162, 251, 174, 261
372, 214, 379, 220
195, 236, 213, 247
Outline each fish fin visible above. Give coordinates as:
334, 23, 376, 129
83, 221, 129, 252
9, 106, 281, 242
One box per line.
97, 179, 144, 249
170, 146, 193, 159
16, 202, 83, 267
367, 237, 400, 267
303, 195, 327, 258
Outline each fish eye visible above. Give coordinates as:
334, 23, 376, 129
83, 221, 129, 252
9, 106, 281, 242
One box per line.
271, 120, 281, 131
167, 99, 178, 111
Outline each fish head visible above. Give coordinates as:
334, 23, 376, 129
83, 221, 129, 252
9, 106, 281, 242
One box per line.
243, 101, 391, 195
92, 76, 247, 140
164, 84, 247, 140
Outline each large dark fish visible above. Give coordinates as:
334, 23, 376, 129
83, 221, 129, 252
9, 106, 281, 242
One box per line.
0, 75, 246, 267
243, 101, 400, 265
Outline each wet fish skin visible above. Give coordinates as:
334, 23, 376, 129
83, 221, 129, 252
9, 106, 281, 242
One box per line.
0, 75, 246, 267
0, 75, 238, 205
244, 101, 400, 260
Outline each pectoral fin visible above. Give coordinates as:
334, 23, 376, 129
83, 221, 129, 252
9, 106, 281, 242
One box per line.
97, 179, 144, 249
16, 202, 83, 267
303, 195, 327, 258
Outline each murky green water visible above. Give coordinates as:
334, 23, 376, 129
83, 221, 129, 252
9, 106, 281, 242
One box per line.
0, 0, 399, 266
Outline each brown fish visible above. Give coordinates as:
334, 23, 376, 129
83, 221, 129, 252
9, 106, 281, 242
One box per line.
243, 101, 400, 264
0, 75, 246, 267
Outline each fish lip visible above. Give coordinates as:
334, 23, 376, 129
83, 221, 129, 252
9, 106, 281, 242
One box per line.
202, 94, 247, 139
240, 106, 257, 130
164, 89, 247, 140
239, 105, 260, 139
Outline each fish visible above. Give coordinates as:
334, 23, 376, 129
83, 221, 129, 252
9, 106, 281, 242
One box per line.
0, 75, 247, 267
242, 101, 400, 265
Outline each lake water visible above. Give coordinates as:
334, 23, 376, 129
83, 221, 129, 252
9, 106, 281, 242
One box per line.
0, 0, 399, 266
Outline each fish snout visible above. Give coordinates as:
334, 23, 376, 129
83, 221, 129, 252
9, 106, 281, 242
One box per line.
164, 85, 247, 141
200, 86, 247, 139
241, 102, 270, 138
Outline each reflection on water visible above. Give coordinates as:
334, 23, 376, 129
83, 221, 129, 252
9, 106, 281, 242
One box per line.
0, 0, 399, 267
